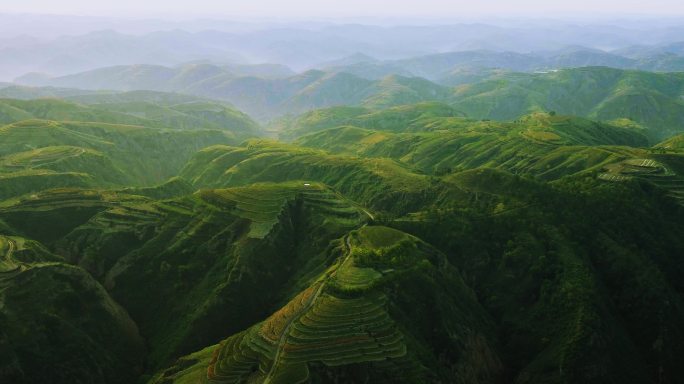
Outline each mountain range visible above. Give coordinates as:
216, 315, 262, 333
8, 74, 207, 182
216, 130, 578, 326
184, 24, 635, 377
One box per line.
2, 14, 684, 384
1, 98, 684, 383
11, 65, 684, 141
5, 21, 684, 80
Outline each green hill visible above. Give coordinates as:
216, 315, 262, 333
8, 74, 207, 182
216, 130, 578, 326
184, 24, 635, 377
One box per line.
151, 225, 499, 384
279, 102, 462, 140
3, 66, 684, 384
0, 97, 260, 201
0, 235, 145, 384
0, 183, 369, 372
117, 177, 195, 200
0, 145, 129, 199
656, 133, 684, 151
0, 170, 94, 201
65, 89, 215, 105
398, 172, 684, 383
0, 98, 150, 126
0, 97, 260, 135
451, 67, 684, 140
18, 65, 457, 121
0, 146, 128, 184
179, 140, 457, 214
1, 131, 684, 383
295, 110, 649, 180
146, 168, 684, 384
0, 119, 242, 191
16, 65, 684, 140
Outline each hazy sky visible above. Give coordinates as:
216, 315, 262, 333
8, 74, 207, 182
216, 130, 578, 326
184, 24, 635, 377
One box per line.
2, 0, 684, 18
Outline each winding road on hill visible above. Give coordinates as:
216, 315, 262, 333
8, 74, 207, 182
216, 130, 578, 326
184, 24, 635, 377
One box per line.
0, 236, 25, 293
30, 148, 87, 168
1, 236, 16, 268
261, 234, 354, 384
6, 237, 14, 257
328, 188, 375, 221
5, 148, 88, 170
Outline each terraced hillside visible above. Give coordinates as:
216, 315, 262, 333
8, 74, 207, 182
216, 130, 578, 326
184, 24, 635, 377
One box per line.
449, 67, 684, 140
656, 133, 684, 151
1, 81, 684, 384
391, 168, 684, 384
0, 97, 260, 134
1, 131, 684, 384
16, 66, 459, 121
179, 140, 463, 214
0, 145, 127, 179
277, 102, 462, 140
151, 226, 499, 384
83, 100, 259, 134
294, 110, 649, 180
0, 169, 93, 201
0, 95, 261, 200
117, 177, 195, 200
19, 65, 684, 140
0, 234, 145, 384
272, 66, 684, 141
0, 98, 147, 126
288, 103, 684, 211
0, 183, 373, 371
0, 118, 244, 190
598, 156, 684, 206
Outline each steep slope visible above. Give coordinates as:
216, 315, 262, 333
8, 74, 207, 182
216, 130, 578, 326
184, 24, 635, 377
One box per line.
179, 140, 459, 214
16, 65, 456, 121
87, 100, 259, 134
151, 225, 501, 384
451, 67, 684, 140
0, 183, 369, 372
0, 146, 127, 183
279, 102, 462, 140
295, 111, 649, 180
0, 119, 240, 187
36, 62, 684, 135
192, 72, 455, 121
597, 154, 684, 207
117, 177, 196, 200
0, 146, 128, 199
656, 133, 684, 151
0, 235, 145, 384
392, 168, 684, 384
0, 97, 260, 135
0, 98, 148, 126
1, 132, 683, 384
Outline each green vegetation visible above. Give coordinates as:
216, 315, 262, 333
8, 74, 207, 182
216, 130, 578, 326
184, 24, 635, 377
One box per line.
0, 182, 368, 375
23, 66, 464, 121
151, 226, 498, 384
0, 96, 259, 134
22, 65, 684, 142
2, 76, 684, 384
0, 234, 145, 384
278, 102, 462, 140
0, 100, 256, 195
295, 109, 649, 180
179, 140, 450, 213
450, 67, 684, 140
